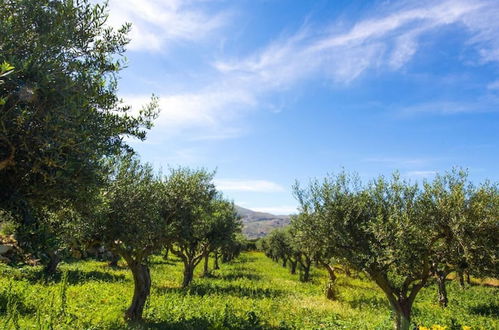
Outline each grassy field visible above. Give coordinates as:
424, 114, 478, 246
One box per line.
0, 252, 497, 329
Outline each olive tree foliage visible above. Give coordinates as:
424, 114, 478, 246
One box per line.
0, 0, 158, 224
90, 156, 165, 322
224, 233, 248, 261
15, 203, 84, 275
294, 170, 499, 330
264, 228, 292, 267
291, 213, 337, 291
294, 172, 434, 330
464, 181, 499, 278
421, 170, 499, 307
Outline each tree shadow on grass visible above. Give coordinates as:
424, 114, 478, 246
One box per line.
218, 272, 262, 281
25, 268, 126, 285
0, 291, 35, 316
149, 259, 177, 266
132, 312, 290, 330
140, 318, 282, 330
469, 302, 499, 318
347, 295, 388, 310
156, 282, 283, 299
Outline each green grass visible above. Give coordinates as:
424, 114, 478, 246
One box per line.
0, 252, 497, 329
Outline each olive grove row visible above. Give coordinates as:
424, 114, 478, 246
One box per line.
0, 0, 245, 322
258, 170, 498, 330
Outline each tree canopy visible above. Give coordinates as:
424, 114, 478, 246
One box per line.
0, 0, 157, 223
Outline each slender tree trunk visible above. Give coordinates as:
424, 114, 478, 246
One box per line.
43, 250, 60, 275
466, 272, 471, 285
108, 253, 120, 267
436, 271, 448, 307
324, 264, 338, 300
214, 251, 220, 270
300, 256, 311, 282
282, 257, 287, 268
182, 260, 195, 288
203, 249, 210, 277
125, 261, 151, 322
290, 260, 297, 274
163, 248, 169, 261
457, 269, 465, 288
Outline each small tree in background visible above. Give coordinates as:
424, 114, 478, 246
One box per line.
165, 168, 218, 288
201, 199, 241, 276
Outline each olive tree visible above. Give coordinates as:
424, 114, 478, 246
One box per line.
266, 228, 292, 268
294, 172, 438, 330
421, 170, 499, 306
201, 199, 241, 276
290, 213, 337, 292
165, 168, 218, 288
92, 156, 165, 322
220, 233, 248, 263
464, 181, 499, 279
0, 0, 157, 225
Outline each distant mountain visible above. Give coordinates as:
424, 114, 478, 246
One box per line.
235, 205, 291, 239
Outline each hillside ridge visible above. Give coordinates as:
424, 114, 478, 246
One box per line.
235, 205, 291, 239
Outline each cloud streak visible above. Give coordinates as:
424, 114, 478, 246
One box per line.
107, 0, 230, 52
121, 0, 499, 142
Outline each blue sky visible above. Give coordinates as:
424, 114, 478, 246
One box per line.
106, 0, 499, 214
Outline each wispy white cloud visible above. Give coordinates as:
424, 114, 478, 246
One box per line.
122, 0, 499, 142
215, 179, 285, 193
106, 0, 230, 52
213, 0, 494, 86
122, 90, 254, 141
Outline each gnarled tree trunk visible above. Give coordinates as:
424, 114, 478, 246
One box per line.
125, 260, 151, 322
435, 270, 448, 307
182, 260, 195, 287
324, 263, 338, 300
299, 255, 311, 282
389, 297, 412, 330
371, 272, 428, 330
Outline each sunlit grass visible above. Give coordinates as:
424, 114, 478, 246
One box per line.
0, 252, 497, 329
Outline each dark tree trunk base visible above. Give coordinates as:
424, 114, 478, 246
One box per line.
108, 253, 120, 268
182, 263, 195, 288
290, 261, 297, 275
436, 272, 448, 308
214, 252, 220, 270
125, 262, 151, 322
43, 251, 60, 276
